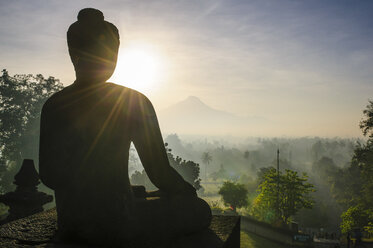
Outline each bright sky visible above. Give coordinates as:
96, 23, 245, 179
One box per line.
1, 0, 372, 137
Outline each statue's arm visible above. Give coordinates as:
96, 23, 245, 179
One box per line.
131, 95, 196, 196
38, 103, 57, 190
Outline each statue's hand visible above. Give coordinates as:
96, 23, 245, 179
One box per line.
146, 184, 196, 198
146, 190, 167, 197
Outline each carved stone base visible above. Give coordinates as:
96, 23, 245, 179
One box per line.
0, 209, 240, 248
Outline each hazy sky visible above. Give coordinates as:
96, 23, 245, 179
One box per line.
1, 0, 372, 137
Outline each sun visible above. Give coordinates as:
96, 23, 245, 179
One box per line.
109, 46, 163, 93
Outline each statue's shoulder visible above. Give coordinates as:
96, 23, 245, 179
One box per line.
106, 83, 155, 121
106, 82, 152, 107
41, 86, 71, 113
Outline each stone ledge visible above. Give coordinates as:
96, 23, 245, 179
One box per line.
0, 209, 240, 248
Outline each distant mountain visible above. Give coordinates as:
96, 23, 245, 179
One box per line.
158, 96, 270, 135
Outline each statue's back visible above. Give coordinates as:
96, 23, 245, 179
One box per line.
40, 83, 143, 237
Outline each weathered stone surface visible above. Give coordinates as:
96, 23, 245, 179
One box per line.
0, 209, 240, 247
0, 209, 56, 247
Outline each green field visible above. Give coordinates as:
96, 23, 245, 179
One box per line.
241, 231, 292, 248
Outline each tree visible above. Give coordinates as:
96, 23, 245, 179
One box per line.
243, 150, 256, 172
360, 100, 373, 138
166, 143, 202, 191
338, 100, 373, 234
351, 100, 373, 206
201, 151, 212, 180
0, 70, 63, 192
340, 205, 371, 234
218, 181, 248, 212
251, 167, 314, 224
311, 140, 325, 162
312, 156, 338, 185
164, 134, 188, 157
130, 143, 202, 191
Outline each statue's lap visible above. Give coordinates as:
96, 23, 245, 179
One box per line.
57, 194, 211, 246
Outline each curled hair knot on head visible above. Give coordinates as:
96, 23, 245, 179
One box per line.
77, 8, 104, 24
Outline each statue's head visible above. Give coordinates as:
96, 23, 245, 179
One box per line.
67, 8, 120, 83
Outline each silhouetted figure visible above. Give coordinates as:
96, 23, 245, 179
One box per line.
39, 8, 211, 247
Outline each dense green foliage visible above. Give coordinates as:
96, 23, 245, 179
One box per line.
293, 156, 343, 230
251, 168, 314, 224
130, 143, 202, 191
340, 205, 371, 234
218, 181, 248, 212
360, 100, 373, 138
170, 157, 202, 190
0, 69, 63, 193
337, 101, 373, 234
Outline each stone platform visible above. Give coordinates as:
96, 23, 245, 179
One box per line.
0, 209, 240, 248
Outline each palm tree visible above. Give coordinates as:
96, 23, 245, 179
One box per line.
201, 151, 212, 181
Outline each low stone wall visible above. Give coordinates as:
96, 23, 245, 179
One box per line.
241, 216, 294, 245
241, 216, 313, 247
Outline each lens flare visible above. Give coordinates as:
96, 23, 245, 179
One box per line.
109, 46, 163, 93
